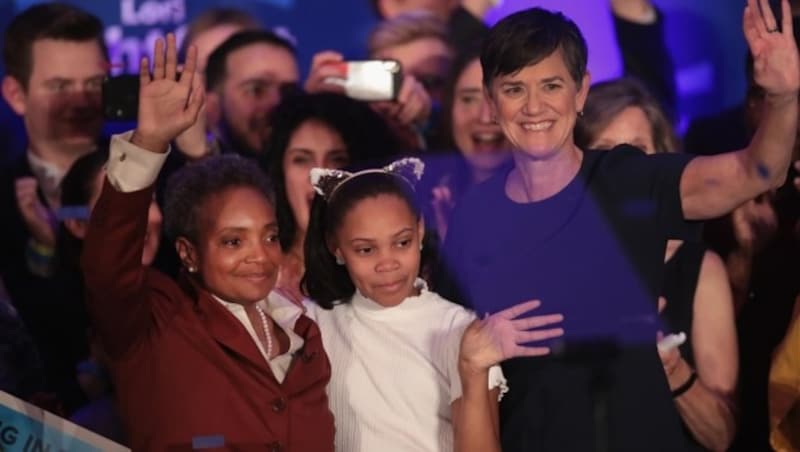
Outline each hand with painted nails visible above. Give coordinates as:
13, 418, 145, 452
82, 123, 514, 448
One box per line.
458, 300, 564, 375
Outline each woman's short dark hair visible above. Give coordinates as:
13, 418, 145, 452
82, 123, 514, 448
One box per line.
262, 92, 402, 252
163, 155, 273, 243
302, 172, 421, 309
481, 7, 587, 89
57, 148, 109, 272
575, 77, 680, 153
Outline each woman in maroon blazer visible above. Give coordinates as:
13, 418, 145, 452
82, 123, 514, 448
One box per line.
80, 34, 334, 451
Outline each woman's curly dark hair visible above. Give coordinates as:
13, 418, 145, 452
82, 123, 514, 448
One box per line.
163, 154, 273, 243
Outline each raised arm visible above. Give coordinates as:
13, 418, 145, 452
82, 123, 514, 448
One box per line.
80, 34, 203, 358
681, 0, 799, 220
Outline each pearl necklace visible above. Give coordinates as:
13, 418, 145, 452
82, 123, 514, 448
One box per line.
255, 304, 274, 359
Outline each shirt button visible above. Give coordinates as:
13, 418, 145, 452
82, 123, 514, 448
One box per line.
119, 153, 126, 162
271, 397, 287, 412
269, 441, 283, 452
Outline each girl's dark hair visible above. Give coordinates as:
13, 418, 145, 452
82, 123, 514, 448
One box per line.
262, 92, 402, 251
57, 148, 109, 273
302, 172, 421, 309
164, 154, 273, 243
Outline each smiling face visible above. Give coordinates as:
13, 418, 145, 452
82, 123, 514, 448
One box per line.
333, 194, 423, 307
282, 119, 350, 236
588, 106, 656, 154
218, 42, 299, 154
451, 58, 511, 178
487, 49, 589, 160
186, 186, 282, 304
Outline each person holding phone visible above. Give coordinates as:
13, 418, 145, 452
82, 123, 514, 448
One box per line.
304, 13, 439, 150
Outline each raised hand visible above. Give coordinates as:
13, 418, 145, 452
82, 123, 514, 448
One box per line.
304, 51, 346, 94
372, 74, 432, 127
459, 300, 564, 375
743, 0, 800, 100
132, 33, 204, 154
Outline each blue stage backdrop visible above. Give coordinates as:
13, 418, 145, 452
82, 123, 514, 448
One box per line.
2, 0, 749, 138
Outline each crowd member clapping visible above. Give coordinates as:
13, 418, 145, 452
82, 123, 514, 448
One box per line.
576, 77, 738, 451
80, 35, 334, 450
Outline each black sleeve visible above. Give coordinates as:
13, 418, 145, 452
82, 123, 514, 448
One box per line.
651, 152, 701, 241
447, 6, 489, 54
432, 200, 471, 309
613, 8, 677, 119
602, 146, 701, 241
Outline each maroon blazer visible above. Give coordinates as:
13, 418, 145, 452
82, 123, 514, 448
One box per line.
81, 180, 335, 451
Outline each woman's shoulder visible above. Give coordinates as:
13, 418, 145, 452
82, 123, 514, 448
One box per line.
302, 297, 353, 321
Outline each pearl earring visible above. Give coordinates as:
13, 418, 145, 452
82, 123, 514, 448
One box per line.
188, 266, 197, 273
335, 255, 345, 265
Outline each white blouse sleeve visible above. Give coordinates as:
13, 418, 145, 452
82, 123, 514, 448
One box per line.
447, 310, 509, 403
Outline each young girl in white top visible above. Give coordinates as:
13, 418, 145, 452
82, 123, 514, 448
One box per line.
302, 158, 565, 452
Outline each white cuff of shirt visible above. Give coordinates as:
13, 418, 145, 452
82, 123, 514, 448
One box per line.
488, 365, 509, 401
107, 131, 170, 193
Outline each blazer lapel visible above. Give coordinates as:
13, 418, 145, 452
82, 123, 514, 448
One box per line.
180, 273, 277, 382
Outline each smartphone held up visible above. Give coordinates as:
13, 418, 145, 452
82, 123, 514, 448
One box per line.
321, 59, 402, 102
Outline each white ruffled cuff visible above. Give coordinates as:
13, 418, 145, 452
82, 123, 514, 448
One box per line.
489, 365, 509, 401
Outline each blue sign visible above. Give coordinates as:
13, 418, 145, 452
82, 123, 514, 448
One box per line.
0, 391, 129, 452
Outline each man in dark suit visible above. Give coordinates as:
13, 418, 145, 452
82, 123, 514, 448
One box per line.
0, 3, 108, 412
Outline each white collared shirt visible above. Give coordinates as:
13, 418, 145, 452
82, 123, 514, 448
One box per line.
212, 292, 305, 383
